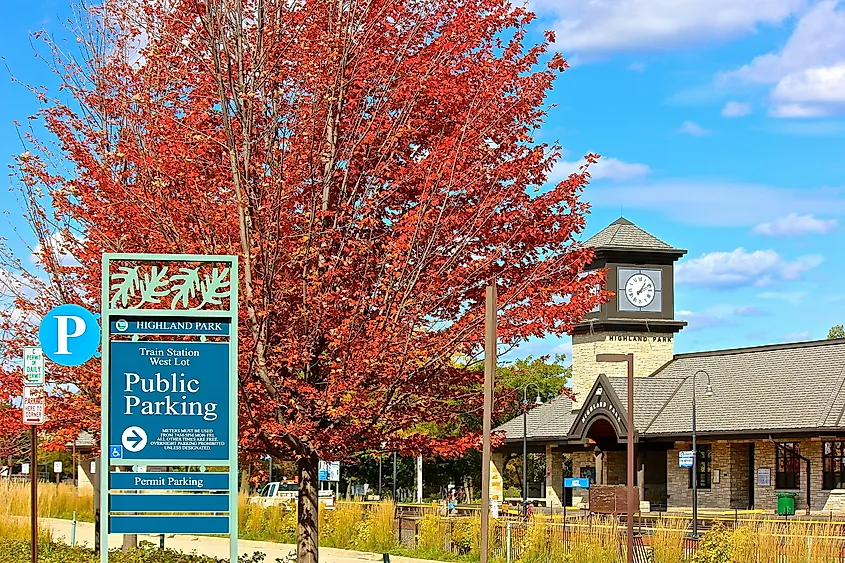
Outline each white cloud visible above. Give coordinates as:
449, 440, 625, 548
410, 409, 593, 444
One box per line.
31, 232, 81, 268
529, 0, 805, 57
724, 1, 845, 117
552, 341, 573, 365
677, 121, 711, 136
675, 248, 823, 288
587, 181, 845, 226
677, 309, 735, 331
753, 213, 839, 236
733, 305, 771, 317
551, 156, 651, 182
769, 63, 845, 116
758, 290, 808, 305
721, 101, 752, 117
677, 304, 769, 331
783, 330, 811, 340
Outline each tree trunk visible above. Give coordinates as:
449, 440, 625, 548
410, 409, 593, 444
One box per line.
240, 461, 251, 494
297, 452, 320, 563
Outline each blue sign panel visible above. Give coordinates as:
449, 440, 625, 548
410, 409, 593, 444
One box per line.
679, 450, 695, 468
564, 478, 590, 489
109, 341, 229, 461
110, 472, 230, 491
101, 253, 239, 563
110, 494, 229, 512
109, 515, 230, 535
110, 319, 230, 336
39, 304, 101, 366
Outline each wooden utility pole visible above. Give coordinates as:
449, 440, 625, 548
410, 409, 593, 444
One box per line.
480, 281, 496, 563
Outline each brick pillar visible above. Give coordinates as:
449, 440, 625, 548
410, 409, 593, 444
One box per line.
596, 451, 605, 485
490, 452, 506, 502
78, 458, 94, 493
545, 446, 563, 507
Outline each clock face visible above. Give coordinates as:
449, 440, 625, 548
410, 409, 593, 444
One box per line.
625, 273, 656, 307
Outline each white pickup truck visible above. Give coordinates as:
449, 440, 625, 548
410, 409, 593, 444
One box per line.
249, 481, 299, 508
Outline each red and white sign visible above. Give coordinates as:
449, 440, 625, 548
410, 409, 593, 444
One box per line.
22, 386, 46, 425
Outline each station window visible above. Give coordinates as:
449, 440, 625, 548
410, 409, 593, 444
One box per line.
823, 441, 845, 490
688, 445, 711, 489
776, 442, 800, 489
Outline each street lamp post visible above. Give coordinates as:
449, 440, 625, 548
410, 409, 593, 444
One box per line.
691, 369, 714, 539
596, 353, 634, 563
521, 383, 544, 516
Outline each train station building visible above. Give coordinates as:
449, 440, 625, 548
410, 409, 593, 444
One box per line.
491, 218, 845, 513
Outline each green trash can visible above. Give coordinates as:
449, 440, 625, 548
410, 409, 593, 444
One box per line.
776, 492, 796, 516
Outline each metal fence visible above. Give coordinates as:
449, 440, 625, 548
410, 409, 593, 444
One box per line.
393, 514, 845, 562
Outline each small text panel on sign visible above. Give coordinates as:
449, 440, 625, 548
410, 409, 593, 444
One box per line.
109, 494, 229, 513
109, 516, 230, 535
109, 472, 230, 491
564, 478, 590, 489
109, 341, 229, 461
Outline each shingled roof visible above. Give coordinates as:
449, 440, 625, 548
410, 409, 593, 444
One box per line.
584, 217, 683, 253
497, 338, 845, 441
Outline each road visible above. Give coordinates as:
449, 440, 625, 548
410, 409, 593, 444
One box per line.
45, 518, 445, 563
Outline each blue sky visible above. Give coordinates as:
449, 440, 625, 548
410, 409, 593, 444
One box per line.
518, 0, 845, 360
2, 1, 844, 361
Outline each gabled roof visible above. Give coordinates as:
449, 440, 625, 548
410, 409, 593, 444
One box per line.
496, 338, 845, 442
584, 217, 685, 254
644, 338, 845, 435
495, 394, 578, 441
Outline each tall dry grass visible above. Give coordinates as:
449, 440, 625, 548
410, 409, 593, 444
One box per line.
0, 480, 93, 522
650, 517, 687, 563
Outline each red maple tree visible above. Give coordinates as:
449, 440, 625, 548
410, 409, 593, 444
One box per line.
3, 0, 606, 559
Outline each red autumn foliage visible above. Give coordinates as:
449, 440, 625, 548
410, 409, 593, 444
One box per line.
2, 0, 608, 558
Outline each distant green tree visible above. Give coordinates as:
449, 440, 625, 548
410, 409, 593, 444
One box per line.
494, 354, 571, 425
829, 325, 845, 339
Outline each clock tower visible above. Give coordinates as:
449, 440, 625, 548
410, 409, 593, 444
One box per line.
570, 218, 687, 410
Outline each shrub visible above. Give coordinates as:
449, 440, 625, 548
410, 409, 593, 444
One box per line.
692, 523, 733, 563
0, 538, 272, 563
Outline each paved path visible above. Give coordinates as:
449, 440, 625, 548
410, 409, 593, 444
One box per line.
45, 518, 443, 563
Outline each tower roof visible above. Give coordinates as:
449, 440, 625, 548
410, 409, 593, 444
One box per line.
584, 217, 685, 254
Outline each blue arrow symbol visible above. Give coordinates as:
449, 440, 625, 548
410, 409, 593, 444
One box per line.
125, 429, 143, 449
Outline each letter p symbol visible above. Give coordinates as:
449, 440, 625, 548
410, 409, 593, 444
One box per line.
55, 315, 86, 354
39, 304, 101, 367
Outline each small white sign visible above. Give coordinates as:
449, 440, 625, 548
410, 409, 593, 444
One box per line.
23, 346, 45, 386
22, 387, 46, 425
90, 461, 97, 474
53, 461, 63, 473
679, 450, 695, 468
21, 463, 30, 475
757, 468, 771, 486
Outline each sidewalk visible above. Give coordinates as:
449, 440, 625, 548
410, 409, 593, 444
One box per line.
45, 518, 445, 563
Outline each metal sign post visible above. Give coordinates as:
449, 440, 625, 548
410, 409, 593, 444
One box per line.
100, 254, 238, 563
22, 347, 46, 563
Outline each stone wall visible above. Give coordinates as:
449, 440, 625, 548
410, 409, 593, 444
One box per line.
490, 452, 505, 502
545, 446, 563, 507
667, 441, 731, 509
571, 450, 597, 484
729, 443, 751, 508
570, 332, 675, 410
665, 439, 840, 512
605, 450, 627, 485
